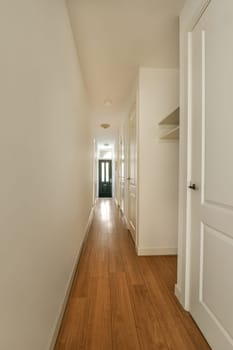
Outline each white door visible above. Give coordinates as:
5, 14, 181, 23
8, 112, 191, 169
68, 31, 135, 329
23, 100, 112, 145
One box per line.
128, 108, 137, 242
190, 1, 233, 349
119, 135, 125, 212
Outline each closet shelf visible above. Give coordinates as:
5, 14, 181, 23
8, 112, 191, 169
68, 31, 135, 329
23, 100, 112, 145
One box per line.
159, 107, 179, 140
160, 126, 179, 140
159, 107, 179, 126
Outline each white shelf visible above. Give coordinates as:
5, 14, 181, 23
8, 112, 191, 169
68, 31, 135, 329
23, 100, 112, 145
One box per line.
158, 107, 179, 140
159, 107, 179, 126
160, 126, 179, 140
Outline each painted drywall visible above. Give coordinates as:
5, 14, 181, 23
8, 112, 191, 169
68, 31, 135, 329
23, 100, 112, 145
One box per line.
0, 1, 92, 349
138, 68, 179, 253
176, 0, 211, 309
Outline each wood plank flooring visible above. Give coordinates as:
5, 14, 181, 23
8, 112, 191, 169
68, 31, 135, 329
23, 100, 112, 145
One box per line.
55, 199, 211, 350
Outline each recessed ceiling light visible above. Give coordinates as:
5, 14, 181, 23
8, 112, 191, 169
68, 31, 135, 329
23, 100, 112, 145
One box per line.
104, 100, 112, 107
100, 123, 110, 129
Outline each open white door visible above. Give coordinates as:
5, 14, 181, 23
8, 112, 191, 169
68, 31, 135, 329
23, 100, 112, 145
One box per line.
189, 1, 233, 349
127, 108, 137, 242
118, 135, 125, 212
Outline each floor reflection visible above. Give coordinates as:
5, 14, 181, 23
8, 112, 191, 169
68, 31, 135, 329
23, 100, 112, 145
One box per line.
100, 199, 111, 221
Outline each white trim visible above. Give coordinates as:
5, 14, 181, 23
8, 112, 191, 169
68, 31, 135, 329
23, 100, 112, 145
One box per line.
191, 0, 211, 31
175, 284, 183, 305
114, 197, 119, 207
137, 247, 177, 256
48, 205, 94, 350
129, 229, 136, 244
122, 212, 138, 250
123, 212, 130, 230
184, 31, 193, 311
135, 85, 140, 249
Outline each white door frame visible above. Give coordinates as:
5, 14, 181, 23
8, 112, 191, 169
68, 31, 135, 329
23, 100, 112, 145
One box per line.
176, 0, 211, 310
127, 103, 137, 243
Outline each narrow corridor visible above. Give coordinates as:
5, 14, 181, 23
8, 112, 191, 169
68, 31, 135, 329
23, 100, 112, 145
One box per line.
55, 199, 210, 350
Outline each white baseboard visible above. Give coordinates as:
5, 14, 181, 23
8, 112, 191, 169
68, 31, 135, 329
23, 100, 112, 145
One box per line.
129, 229, 135, 242
137, 247, 177, 256
174, 283, 187, 309
49, 205, 94, 350
175, 283, 182, 304
123, 213, 130, 230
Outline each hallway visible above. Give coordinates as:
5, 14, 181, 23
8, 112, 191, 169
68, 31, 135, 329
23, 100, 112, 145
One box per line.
55, 199, 210, 350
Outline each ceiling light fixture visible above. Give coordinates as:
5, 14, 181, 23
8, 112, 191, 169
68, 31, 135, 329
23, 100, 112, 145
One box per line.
104, 100, 112, 107
100, 123, 110, 129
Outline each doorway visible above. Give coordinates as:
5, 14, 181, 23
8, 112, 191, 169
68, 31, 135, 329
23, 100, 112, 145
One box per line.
127, 107, 137, 243
98, 159, 112, 198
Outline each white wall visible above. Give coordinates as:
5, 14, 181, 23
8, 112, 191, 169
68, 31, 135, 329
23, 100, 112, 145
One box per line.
138, 68, 179, 255
0, 1, 92, 349
176, 0, 210, 308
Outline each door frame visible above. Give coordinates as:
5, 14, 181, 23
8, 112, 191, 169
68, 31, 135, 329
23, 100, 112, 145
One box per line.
121, 99, 139, 249
127, 105, 137, 243
118, 135, 125, 213
176, 0, 211, 310
98, 159, 112, 198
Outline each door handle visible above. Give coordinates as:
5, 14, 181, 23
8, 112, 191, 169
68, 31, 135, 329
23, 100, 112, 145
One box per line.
188, 183, 196, 190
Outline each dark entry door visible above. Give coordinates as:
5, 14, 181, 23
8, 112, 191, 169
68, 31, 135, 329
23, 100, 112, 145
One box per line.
99, 160, 112, 197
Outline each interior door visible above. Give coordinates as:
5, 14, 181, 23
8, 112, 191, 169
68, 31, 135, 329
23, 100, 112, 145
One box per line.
190, 1, 233, 349
127, 108, 137, 242
99, 160, 112, 198
119, 136, 125, 212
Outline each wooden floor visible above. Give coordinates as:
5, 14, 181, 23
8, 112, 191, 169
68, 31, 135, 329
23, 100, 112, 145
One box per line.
55, 199, 211, 350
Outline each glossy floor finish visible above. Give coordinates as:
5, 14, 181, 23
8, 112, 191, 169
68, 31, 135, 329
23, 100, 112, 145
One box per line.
55, 199, 211, 350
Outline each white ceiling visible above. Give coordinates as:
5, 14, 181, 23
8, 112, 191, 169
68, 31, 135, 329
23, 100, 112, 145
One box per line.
66, 0, 185, 145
